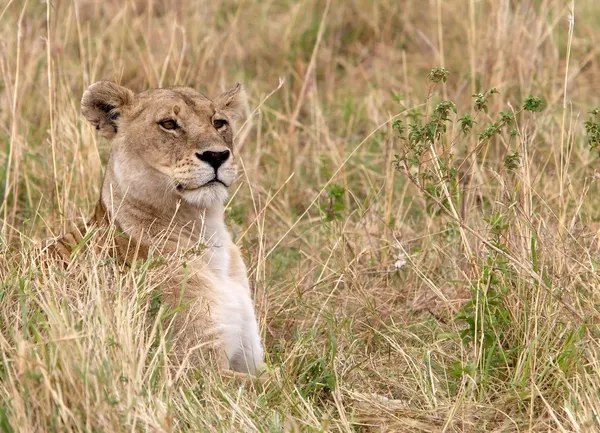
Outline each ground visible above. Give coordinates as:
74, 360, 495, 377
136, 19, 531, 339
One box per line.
1, 0, 600, 431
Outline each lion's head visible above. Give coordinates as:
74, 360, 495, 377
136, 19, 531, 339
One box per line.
81, 81, 248, 209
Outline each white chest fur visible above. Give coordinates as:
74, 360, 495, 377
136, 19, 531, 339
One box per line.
199, 213, 230, 278
198, 213, 264, 373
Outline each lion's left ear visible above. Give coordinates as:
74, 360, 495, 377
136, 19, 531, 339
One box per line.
214, 83, 249, 132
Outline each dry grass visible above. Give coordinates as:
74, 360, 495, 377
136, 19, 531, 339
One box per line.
1, 0, 600, 431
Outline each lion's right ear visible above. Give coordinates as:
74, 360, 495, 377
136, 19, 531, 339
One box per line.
81, 81, 134, 139
214, 83, 249, 133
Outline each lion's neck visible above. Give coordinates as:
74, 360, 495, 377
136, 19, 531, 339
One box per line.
98, 163, 230, 259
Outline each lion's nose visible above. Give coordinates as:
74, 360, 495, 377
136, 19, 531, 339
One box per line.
196, 150, 230, 170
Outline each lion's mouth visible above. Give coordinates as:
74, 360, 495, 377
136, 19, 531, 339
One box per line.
205, 178, 227, 187
176, 178, 227, 192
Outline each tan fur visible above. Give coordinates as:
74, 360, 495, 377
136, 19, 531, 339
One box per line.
47, 81, 263, 374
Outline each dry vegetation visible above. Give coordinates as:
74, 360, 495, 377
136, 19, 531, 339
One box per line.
1, 0, 600, 431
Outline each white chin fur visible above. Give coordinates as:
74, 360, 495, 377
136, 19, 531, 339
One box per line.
181, 184, 228, 208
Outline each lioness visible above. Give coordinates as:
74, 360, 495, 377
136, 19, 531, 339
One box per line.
49, 81, 263, 374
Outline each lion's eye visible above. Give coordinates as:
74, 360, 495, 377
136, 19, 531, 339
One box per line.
213, 119, 228, 130
159, 119, 178, 130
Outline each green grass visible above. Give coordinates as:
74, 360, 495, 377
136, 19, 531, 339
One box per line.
1, 0, 600, 431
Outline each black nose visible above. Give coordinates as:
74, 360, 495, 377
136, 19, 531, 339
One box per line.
196, 150, 230, 170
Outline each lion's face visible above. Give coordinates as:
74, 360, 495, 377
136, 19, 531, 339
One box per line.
81, 81, 248, 209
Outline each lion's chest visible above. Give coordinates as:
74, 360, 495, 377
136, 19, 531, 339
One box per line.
200, 226, 252, 363
200, 220, 230, 280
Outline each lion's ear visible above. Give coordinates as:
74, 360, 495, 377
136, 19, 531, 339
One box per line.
81, 81, 134, 139
214, 83, 249, 132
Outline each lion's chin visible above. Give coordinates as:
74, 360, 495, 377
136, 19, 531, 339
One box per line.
180, 183, 228, 208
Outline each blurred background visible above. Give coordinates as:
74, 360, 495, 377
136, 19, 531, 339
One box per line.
1, 0, 599, 233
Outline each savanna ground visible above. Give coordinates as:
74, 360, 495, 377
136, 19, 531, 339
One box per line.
1, 0, 600, 431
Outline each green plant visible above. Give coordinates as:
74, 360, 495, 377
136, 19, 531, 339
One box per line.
585, 108, 600, 151
390, 67, 591, 399
454, 212, 514, 387
322, 183, 346, 222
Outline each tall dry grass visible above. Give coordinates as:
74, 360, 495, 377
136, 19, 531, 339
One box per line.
1, 0, 600, 431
